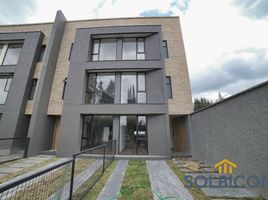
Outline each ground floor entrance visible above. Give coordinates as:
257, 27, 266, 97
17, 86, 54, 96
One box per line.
81, 115, 148, 155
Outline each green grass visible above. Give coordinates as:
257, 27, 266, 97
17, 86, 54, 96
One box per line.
118, 160, 153, 200
82, 161, 118, 200
166, 160, 210, 200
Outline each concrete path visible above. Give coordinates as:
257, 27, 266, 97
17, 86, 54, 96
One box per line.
0, 155, 57, 182
97, 160, 128, 200
146, 160, 193, 200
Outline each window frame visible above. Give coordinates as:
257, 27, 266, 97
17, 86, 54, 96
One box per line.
29, 79, 38, 100
120, 72, 147, 104
0, 73, 13, 104
166, 76, 173, 99
0, 42, 23, 66
163, 40, 169, 59
91, 37, 146, 62
85, 72, 116, 104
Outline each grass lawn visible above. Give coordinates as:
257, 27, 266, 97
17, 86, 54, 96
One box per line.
118, 160, 153, 200
166, 160, 210, 200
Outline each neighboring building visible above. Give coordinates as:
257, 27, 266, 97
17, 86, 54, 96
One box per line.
0, 11, 193, 157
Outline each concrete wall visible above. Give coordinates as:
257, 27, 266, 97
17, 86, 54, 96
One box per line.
0, 31, 43, 139
27, 11, 66, 156
189, 82, 268, 198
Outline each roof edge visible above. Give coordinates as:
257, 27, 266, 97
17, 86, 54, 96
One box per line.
191, 79, 268, 115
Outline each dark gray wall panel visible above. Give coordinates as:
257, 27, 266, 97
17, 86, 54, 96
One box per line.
189, 83, 268, 198
27, 11, 67, 156
148, 115, 169, 156
0, 31, 43, 139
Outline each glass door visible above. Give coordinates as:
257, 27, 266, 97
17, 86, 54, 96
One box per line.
119, 115, 147, 155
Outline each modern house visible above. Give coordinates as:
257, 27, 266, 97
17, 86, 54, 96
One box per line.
0, 11, 193, 158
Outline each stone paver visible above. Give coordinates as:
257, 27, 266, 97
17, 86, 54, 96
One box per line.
147, 160, 193, 200
97, 160, 128, 200
202, 187, 258, 198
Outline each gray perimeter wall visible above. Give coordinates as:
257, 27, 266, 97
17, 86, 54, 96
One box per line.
188, 82, 268, 198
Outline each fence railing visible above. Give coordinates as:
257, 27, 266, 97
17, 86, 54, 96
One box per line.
0, 159, 73, 200
0, 140, 116, 200
0, 137, 30, 164
70, 139, 116, 200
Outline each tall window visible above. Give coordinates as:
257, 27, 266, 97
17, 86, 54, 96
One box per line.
0, 74, 13, 104
119, 115, 147, 155
0, 43, 23, 65
68, 43, 73, 61
62, 77, 67, 100
166, 76, 172, 99
122, 38, 145, 60
82, 115, 113, 150
85, 73, 115, 104
91, 39, 117, 61
163, 40, 169, 59
121, 72, 146, 104
29, 79, 38, 100
38, 45, 46, 62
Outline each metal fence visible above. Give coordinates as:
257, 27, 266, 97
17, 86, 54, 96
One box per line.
70, 140, 116, 200
0, 159, 73, 200
0, 137, 29, 164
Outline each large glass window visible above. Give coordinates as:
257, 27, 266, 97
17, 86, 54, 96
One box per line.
92, 39, 117, 61
122, 38, 145, 60
81, 115, 113, 150
119, 115, 147, 155
91, 37, 145, 61
0, 43, 23, 65
85, 73, 115, 104
0, 75, 13, 104
121, 72, 146, 104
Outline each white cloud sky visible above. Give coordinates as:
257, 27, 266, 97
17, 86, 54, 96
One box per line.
1, 0, 268, 100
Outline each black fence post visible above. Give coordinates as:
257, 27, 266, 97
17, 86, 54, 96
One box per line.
69, 156, 76, 200
103, 146, 106, 173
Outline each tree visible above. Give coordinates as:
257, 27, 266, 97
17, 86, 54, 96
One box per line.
194, 97, 213, 111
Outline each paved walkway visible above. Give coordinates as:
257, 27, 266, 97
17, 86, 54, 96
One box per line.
97, 160, 128, 200
0, 155, 58, 184
146, 160, 193, 200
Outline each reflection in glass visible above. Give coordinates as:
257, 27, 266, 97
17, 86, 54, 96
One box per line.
137, 116, 147, 155
121, 74, 136, 104
0, 76, 13, 104
137, 92, 146, 103
137, 38, 145, 52
99, 39, 116, 61
138, 73, 145, 91
122, 38, 136, 60
3, 44, 22, 65
86, 73, 115, 104
81, 115, 113, 150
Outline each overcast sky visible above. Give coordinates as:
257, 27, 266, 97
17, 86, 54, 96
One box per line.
1, 0, 268, 100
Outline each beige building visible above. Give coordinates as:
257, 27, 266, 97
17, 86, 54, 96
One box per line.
0, 11, 192, 157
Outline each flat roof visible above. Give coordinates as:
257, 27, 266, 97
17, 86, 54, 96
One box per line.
0, 16, 180, 27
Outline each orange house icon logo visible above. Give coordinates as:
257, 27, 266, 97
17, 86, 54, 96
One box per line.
214, 159, 237, 174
